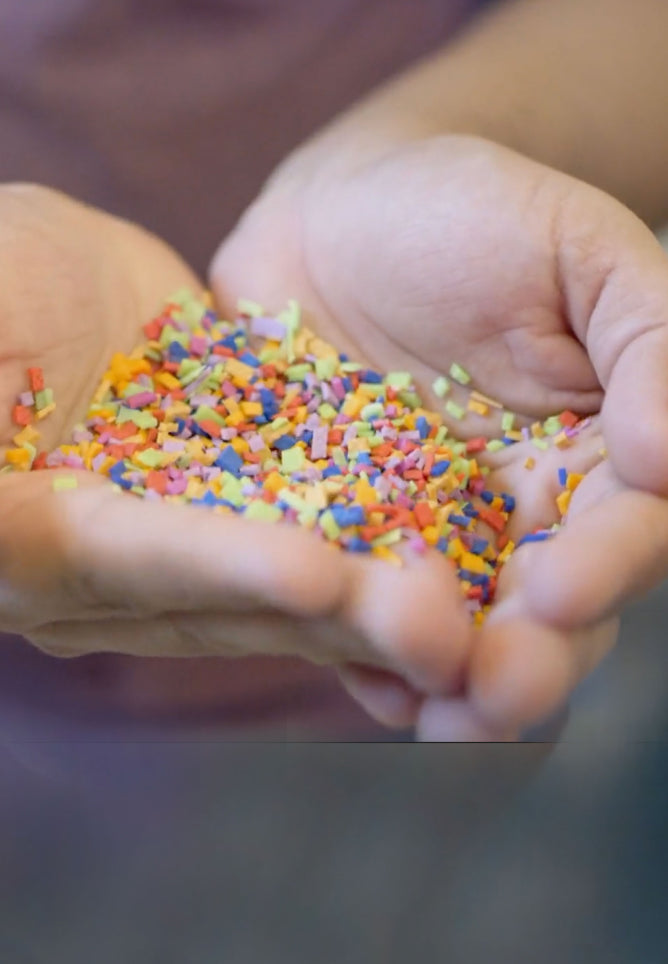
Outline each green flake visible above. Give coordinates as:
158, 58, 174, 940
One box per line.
434, 426, 448, 446
319, 510, 341, 541
278, 299, 301, 363
317, 403, 338, 421
315, 357, 337, 380
371, 529, 403, 548
220, 475, 245, 507
135, 449, 167, 468
385, 371, 413, 390
432, 376, 450, 398
121, 381, 148, 399
279, 490, 309, 512
297, 507, 319, 526
237, 298, 265, 318
339, 362, 363, 373
116, 407, 158, 429
485, 439, 506, 453
159, 325, 187, 348
281, 446, 305, 473
532, 437, 549, 450
399, 391, 422, 410
543, 416, 563, 436
360, 402, 384, 421
244, 500, 283, 523
193, 405, 225, 426
34, 388, 54, 410
359, 383, 386, 398
501, 412, 515, 432
182, 298, 206, 327
285, 364, 312, 382
52, 475, 78, 492
445, 400, 465, 420
449, 362, 472, 386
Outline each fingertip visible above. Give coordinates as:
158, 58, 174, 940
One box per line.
347, 552, 472, 694
337, 664, 421, 729
470, 619, 574, 732
416, 698, 518, 742
603, 327, 668, 496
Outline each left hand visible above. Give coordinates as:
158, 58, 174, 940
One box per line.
211, 134, 668, 739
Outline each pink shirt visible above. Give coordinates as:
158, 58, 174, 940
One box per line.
0, 0, 486, 738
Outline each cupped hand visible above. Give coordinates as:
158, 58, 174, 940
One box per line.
0, 184, 467, 682
211, 135, 668, 738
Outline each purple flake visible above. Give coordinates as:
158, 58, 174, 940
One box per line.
249, 316, 287, 341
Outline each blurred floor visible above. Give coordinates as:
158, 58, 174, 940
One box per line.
0, 583, 666, 963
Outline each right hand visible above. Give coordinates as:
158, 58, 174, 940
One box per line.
0, 184, 471, 703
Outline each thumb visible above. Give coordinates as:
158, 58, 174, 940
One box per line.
561, 188, 668, 495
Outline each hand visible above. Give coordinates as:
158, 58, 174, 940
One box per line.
211, 135, 668, 739
0, 184, 469, 685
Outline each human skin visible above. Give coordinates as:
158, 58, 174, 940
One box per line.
211, 134, 668, 739
5, 0, 668, 739
0, 185, 475, 705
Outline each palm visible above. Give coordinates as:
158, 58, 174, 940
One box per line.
213, 135, 668, 735
0, 186, 199, 454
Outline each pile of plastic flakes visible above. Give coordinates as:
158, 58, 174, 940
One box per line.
3, 290, 592, 624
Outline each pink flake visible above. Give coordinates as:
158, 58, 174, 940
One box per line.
310, 426, 329, 460
166, 478, 188, 495
125, 392, 157, 408
331, 378, 346, 401
189, 336, 208, 357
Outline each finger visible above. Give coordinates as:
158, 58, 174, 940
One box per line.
342, 548, 473, 694
337, 664, 423, 729
0, 471, 353, 624
1, 470, 473, 675
27, 610, 365, 662
518, 466, 668, 629
565, 200, 668, 495
469, 612, 619, 731
416, 697, 519, 742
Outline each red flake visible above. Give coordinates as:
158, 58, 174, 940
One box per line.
27, 367, 45, 392
32, 452, 48, 470
414, 503, 436, 528
466, 437, 487, 454
12, 405, 32, 427
328, 429, 343, 446
146, 470, 168, 494
198, 420, 223, 438
559, 410, 579, 428
143, 319, 162, 340
479, 508, 507, 533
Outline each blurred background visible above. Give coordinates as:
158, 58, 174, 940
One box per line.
0, 580, 666, 964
